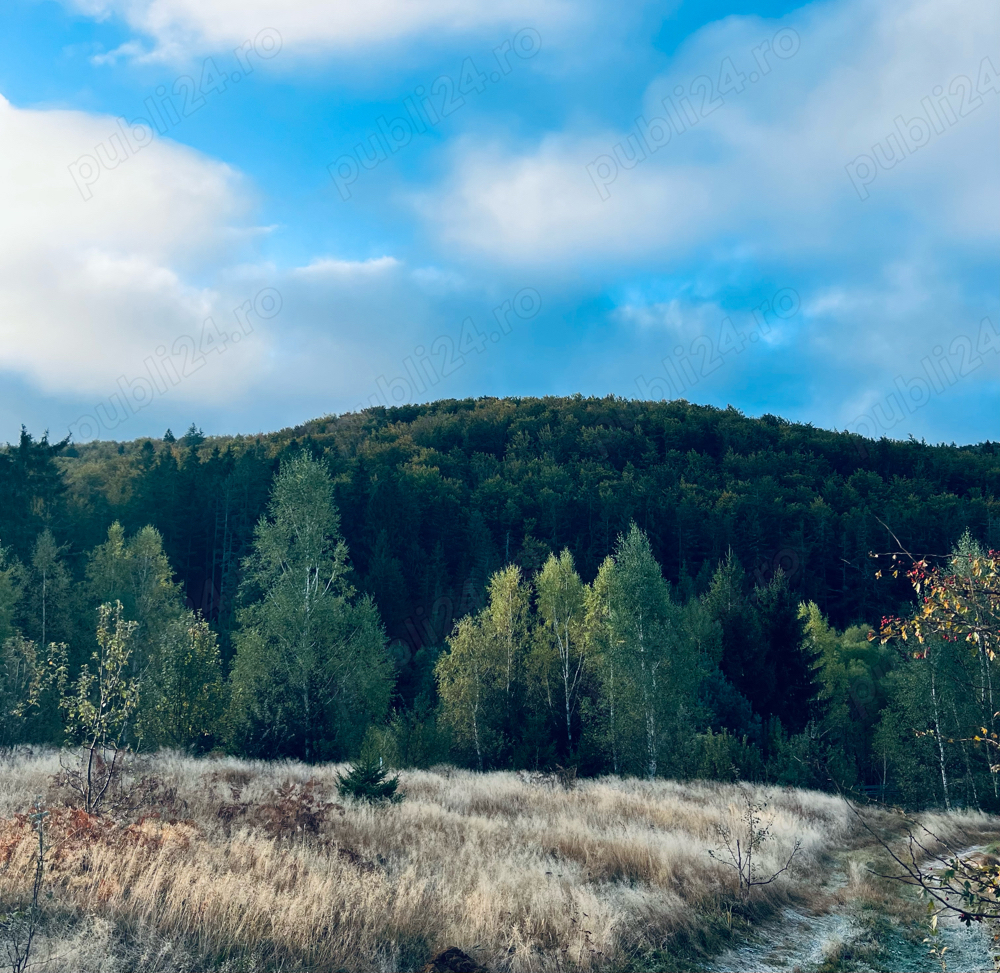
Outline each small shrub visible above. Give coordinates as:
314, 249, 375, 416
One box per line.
336, 756, 401, 804
555, 764, 578, 790
257, 778, 343, 838
708, 783, 801, 904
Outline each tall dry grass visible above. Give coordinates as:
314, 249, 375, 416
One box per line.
0, 749, 861, 972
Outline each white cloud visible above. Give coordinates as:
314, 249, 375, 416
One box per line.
0, 88, 510, 437
89, 40, 147, 65
0, 92, 272, 403
420, 0, 999, 266
292, 256, 400, 278
413, 0, 1000, 437
61, 0, 571, 61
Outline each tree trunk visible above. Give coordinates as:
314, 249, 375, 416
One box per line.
609, 659, 618, 775
40, 568, 47, 651
951, 696, 980, 811
982, 645, 999, 799
929, 653, 951, 810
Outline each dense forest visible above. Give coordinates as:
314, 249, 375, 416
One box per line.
1, 396, 999, 807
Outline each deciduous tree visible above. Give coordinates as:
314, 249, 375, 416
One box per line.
227, 452, 391, 760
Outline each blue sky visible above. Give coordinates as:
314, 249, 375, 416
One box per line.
0, 0, 996, 445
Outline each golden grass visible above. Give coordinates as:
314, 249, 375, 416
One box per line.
0, 749, 866, 971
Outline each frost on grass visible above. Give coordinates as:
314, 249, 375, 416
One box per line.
0, 750, 857, 971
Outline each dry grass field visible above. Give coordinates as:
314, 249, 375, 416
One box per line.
0, 749, 993, 972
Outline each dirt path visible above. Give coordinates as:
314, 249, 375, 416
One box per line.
702, 849, 996, 973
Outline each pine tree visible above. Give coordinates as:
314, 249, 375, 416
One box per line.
754, 571, 820, 733
23, 530, 73, 653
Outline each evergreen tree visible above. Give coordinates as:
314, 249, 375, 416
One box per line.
754, 571, 820, 733
181, 424, 205, 448
704, 552, 761, 729
0, 429, 68, 559
0, 543, 23, 646
21, 530, 73, 653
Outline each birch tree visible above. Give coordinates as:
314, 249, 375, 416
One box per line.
878, 530, 1000, 807
436, 567, 530, 768
86, 522, 184, 671
606, 525, 678, 778
485, 564, 530, 729
586, 556, 619, 773
535, 550, 586, 755
435, 615, 490, 770
227, 452, 391, 761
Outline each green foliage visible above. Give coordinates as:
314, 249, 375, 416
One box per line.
46, 397, 1000, 699
61, 602, 140, 749
685, 728, 765, 782
435, 615, 496, 770
754, 572, 820, 732
435, 565, 535, 769
138, 613, 225, 751
21, 529, 73, 652
0, 429, 68, 557
0, 543, 23, 646
704, 553, 819, 734
335, 754, 401, 804
875, 532, 1000, 809
0, 635, 38, 748
226, 452, 392, 761
535, 549, 587, 755
59, 601, 141, 813
807, 603, 895, 789
2, 399, 1000, 806
588, 525, 708, 779
359, 723, 401, 769
383, 705, 451, 768
181, 424, 205, 447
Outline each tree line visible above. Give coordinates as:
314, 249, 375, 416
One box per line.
0, 396, 998, 806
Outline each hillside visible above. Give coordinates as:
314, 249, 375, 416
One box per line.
26, 396, 1000, 654
1, 394, 999, 800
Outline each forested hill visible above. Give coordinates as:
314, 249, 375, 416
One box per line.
5, 395, 1000, 665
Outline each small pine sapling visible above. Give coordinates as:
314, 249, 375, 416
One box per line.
336, 755, 401, 804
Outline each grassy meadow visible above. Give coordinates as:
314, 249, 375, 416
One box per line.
0, 749, 996, 973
